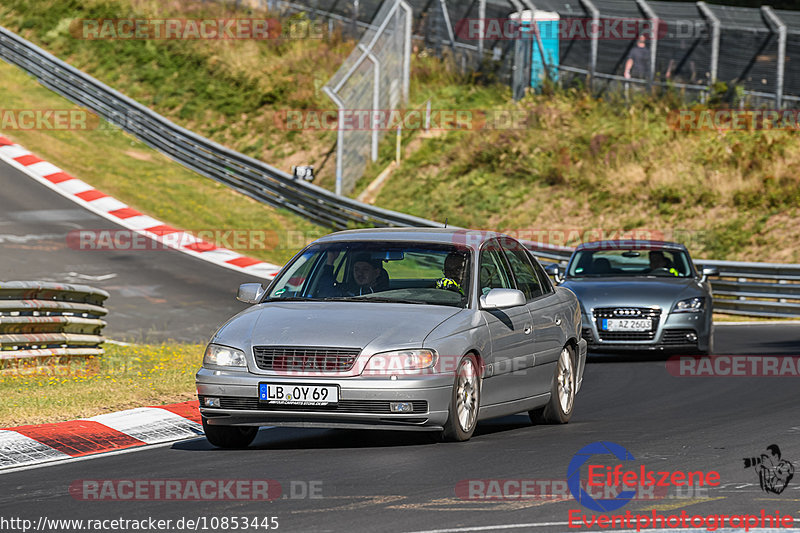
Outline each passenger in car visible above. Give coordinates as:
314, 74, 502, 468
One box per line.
436, 251, 467, 295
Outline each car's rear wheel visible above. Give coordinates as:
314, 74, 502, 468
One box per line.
202, 418, 258, 449
441, 355, 481, 442
529, 345, 575, 425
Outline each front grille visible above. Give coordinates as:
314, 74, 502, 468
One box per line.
581, 328, 594, 343
253, 346, 361, 372
661, 329, 697, 345
593, 307, 662, 341
199, 396, 428, 414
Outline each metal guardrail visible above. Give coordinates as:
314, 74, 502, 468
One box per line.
0, 26, 443, 231
528, 247, 800, 319
0, 282, 108, 360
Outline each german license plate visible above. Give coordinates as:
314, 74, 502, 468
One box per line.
259, 383, 338, 405
602, 318, 652, 332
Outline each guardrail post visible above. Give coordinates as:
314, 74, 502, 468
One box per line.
580, 0, 599, 90
697, 2, 720, 84
762, 6, 786, 109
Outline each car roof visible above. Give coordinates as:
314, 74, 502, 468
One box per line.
313, 228, 510, 249
574, 240, 689, 252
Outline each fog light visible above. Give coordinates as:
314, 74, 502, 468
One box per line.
390, 402, 413, 413
204, 397, 221, 408
686, 333, 698, 342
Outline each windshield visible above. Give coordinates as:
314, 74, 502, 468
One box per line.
566, 248, 694, 278
265, 242, 472, 308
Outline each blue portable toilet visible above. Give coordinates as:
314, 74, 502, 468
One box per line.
511, 10, 560, 90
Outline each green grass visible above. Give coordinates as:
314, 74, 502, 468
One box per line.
0, 343, 202, 426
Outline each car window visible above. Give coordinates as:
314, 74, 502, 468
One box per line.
266, 242, 471, 308
502, 248, 544, 301
530, 256, 555, 294
567, 248, 694, 278
479, 245, 513, 296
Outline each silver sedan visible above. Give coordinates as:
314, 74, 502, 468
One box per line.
196, 228, 587, 447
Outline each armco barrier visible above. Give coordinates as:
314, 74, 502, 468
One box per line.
0, 282, 108, 360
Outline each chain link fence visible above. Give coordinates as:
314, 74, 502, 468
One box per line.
322, 1, 411, 195
265, 0, 800, 107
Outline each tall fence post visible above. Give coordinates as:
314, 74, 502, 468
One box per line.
401, 1, 412, 103
438, 0, 457, 52
580, 0, 599, 90
510, 0, 526, 101
697, 2, 720, 84
762, 6, 786, 109
636, 0, 658, 86
323, 87, 346, 195
478, 0, 486, 58
358, 44, 380, 163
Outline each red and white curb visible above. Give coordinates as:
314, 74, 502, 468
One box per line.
0, 134, 282, 280
0, 400, 203, 470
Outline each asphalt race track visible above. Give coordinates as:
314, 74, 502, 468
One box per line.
1, 325, 799, 532
0, 159, 257, 342
3, 160, 800, 533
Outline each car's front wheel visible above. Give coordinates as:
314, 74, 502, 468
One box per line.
202, 418, 258, 449
529, 345, 575, 425
441, 354, 481, 442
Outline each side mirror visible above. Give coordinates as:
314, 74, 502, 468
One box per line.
480, 288, 526, 309
237, 283, 266, 304
700, 266, 719, 282
545, 263, 564, 284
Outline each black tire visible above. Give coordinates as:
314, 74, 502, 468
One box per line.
202, 418, 258, 449
529, 345, 576, 425
441, 355, 481, 442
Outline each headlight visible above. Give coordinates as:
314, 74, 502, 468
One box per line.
362, 349, 437, 374
204, 344, 247, 368
673, 297, 705, 313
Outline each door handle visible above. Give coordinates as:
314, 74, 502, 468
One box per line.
524, 325, 532, 335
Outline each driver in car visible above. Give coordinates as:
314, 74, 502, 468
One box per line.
649, 251, 679, 276
320, 251, 389, 296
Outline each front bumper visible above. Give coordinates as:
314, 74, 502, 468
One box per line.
581, 311, 710, 352
196, 369, 453, 430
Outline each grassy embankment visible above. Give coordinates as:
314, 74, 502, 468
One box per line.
0, 344, 201, 426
